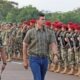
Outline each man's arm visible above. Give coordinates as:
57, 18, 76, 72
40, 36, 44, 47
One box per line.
23, 29, 31, 69
50, 42, 58, 55
23, 42, 28, 61
50, 30, 58, 55
50, 42, 59, 63
49, 30, 59, 63
23, 42, 29, 69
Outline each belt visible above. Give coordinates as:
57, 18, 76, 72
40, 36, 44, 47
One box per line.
30, 54, 47, 58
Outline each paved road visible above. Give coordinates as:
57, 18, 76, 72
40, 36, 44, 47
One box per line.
0, 61, 80, 80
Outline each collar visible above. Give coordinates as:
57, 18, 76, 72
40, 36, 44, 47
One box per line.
35, 25, 46, 31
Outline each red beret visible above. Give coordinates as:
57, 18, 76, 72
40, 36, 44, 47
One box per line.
73, 24, 80, 30
23, 21, 30, 26
69, 25, 75, 30
45, 21, 51, 27
30, 19, 36, 24
78, 26, 80, 30
68, 22, 73, 25
52, 21, 62, 29
62, 24, 68, 29
68, 22, 75, 30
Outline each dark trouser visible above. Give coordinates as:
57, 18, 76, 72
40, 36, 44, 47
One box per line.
29, 55, 48, 80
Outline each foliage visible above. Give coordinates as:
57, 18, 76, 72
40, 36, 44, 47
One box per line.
0, 0, 80, 23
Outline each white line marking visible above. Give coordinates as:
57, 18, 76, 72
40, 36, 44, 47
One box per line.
11, 61, 22, 64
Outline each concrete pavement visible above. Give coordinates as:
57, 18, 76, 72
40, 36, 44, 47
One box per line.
0, 61, 80, 80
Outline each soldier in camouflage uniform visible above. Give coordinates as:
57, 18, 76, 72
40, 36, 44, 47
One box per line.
22, 19, 36, 40
1, 24, 9, 60
0, 24, 7, 67
59, 24, 69, 74
65, 23, 75, 75
49, 21, 62, 73
29, 19, 36, 28
73, 25, 80, 76
15, 25, 23, 59
11, 23, 19, 59
6, 23, 13, 61
22, 21, 29, 40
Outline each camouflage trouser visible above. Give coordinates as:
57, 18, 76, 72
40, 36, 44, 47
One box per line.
14, 41, 22, 55
57, 47, 63, 66
48, 48, 53, 64
79, 48, 80, 67
60, 48, 68, 67
3, 45, 7, 54
75, 48, 80, 67
7, 46, 13, 55
0, 39, 3, 48
68, 48, 75, 67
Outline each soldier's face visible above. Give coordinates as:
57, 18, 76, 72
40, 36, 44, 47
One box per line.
62, 27, 65, 31
30, 22, 35, 27
54, 28, 58, 31
68, 28, 72, 31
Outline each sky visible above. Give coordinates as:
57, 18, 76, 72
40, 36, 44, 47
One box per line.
8, 0, 80, 12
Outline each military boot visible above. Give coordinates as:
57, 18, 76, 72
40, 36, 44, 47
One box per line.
49, 64, 56, 72
54, 64, 61, 73
67, 66, 74, 75
74, 67, 80, 76
7, 54, 12, 62
60, 66, 68, 74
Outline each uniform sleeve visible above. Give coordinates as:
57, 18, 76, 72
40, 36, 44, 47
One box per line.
23, 30, 31, 44
50, 30, 57, 44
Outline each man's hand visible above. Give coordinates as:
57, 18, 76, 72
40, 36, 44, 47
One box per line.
23, 59, 28, 69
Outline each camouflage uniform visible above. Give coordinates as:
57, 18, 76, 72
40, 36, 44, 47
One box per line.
15, 28, 23, 56
77, 33, 80, 67
65, 31, 75, 68
11, 27, 18, 56
0, 30, 3, 48
55, 30, 62, 66
7, 29, 13, 56
1, 29, 8, 54
59, 31, 68, 67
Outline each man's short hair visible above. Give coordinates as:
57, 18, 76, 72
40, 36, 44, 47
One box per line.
36, 12, 45, 19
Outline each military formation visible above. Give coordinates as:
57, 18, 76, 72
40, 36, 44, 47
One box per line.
46, 21, 80, 76
0, 20, 80, 76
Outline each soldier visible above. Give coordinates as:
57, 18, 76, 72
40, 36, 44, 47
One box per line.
59, 24, 69, 74
50, 21, 62, 72
6, 23, 14, 61
45, 21, 52, 29
0, 24, 7, 70
65, 22, 75, 75
15, 25, 23, 60
22, 19, 36, 40
73, 25, 80, 76
29, 19, 36, 28
22, 21, 30, 40
1, 24, 9, 60
10, 23, 18, 60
